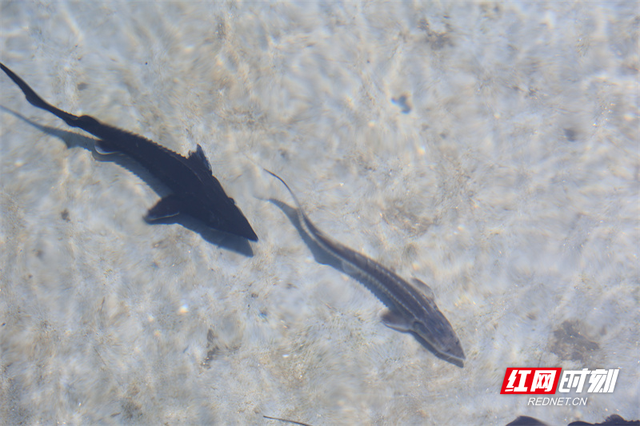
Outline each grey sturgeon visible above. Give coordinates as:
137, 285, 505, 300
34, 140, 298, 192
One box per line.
266, 170, 465, 365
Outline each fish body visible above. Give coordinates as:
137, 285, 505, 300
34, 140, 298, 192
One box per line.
266, 170, 465, 364
0, 62, 257, 241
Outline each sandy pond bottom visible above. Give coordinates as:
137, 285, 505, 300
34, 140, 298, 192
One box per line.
0, 1, 638, 425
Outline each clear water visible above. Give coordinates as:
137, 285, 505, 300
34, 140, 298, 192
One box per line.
0, 1, 638, 425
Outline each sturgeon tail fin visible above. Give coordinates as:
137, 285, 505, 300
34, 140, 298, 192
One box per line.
0, 62, 80, 126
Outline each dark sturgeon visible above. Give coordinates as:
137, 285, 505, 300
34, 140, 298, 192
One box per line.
0, 62, 257, 241
266, 170, 465, 364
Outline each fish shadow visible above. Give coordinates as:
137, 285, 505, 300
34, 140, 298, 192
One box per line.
268, 198, 342, 269
268, 198, 463, 368
1, 106, 253, 257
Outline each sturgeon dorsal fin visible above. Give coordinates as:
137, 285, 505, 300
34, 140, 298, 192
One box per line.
411, 278, 435, 300
187, 144, 212, 173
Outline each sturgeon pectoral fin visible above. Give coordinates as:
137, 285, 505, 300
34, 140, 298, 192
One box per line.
381, 309, 412, 332
145, 195, 181, 221
411, 278, 435, 300
95, 140, 119, 155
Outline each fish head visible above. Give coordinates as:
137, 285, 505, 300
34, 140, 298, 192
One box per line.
412, 315, 465, 362
203, 196, 258, 241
